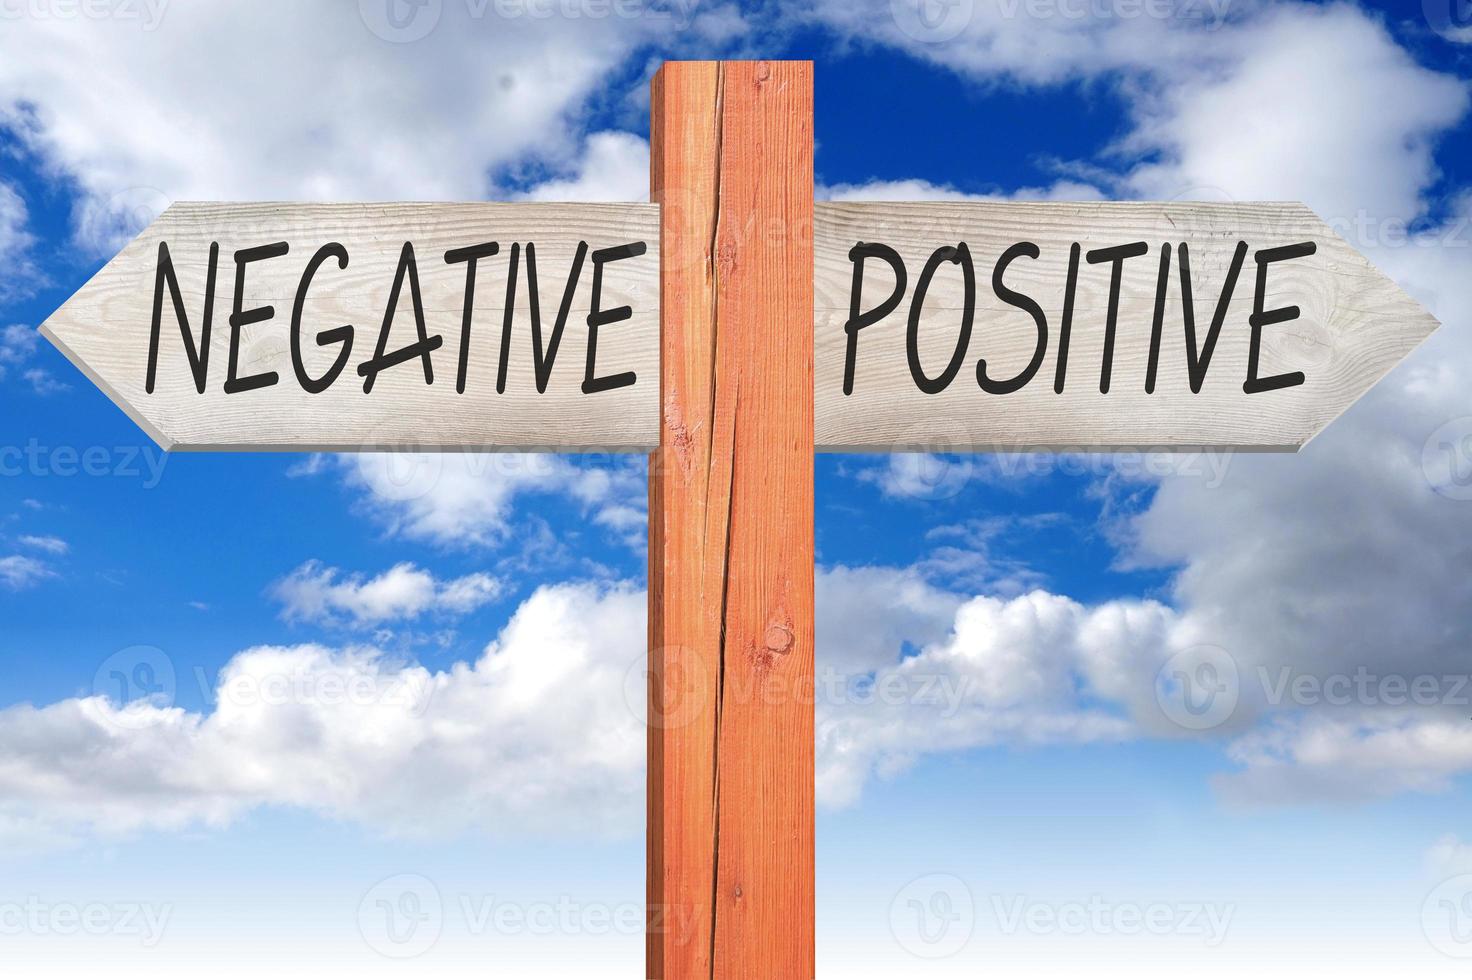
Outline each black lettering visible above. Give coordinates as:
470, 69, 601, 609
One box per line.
1178, 241, 1248, 394
146, 240, 217, 394
907, 243, 975, 395
1086, 241, 1148, 394
1144, 243, 1172, 394
982, 242, 1047, 395
1054, 243, 1080, 394
1245, 242, 1315, 394
842, 243, 907, 396
357, 242, 443, 394
290, 243, 353, 394
444, 241, 500, 394
225, 242, 288, 394
582, 241, 645, 395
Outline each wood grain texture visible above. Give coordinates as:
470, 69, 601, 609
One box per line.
41, 202, 659, 451
814, 201, 1439, 451
648, 61, 815, 980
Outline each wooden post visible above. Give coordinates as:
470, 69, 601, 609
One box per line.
648, 61, 815, 979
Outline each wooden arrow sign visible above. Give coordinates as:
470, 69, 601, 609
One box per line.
814, 201, 1439, 452
43, 199, 1433, 455
41, 202, 660, 451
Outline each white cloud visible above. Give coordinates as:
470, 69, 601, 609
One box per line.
518, 131, 651, 203
0, 323, 38, 379
340, 452, 645, 549
0, 555, 54, 590
0, 2, 743, 254
18, 535, 67, 555
0, 183, 40, 302
821, 2, 1472, 806
0, 581, 647, 844
271, 560, 503, 627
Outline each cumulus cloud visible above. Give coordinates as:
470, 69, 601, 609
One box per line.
271, 560, 502, 627
517, 131, 651, 203
0, 581, 647, 846
339, 452, 646, 549
0, 1, 743, 254
818, 2, 1472, 805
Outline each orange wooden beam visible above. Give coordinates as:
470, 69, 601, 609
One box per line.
648, 60, 815, 980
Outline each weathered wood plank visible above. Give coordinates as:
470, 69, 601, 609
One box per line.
814, 201, 1438, 452
648, 60, 815, 980
41, 202, 660, 451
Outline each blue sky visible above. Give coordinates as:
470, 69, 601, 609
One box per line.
1, 0, 1472, 976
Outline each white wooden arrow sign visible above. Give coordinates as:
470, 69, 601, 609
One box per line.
41, 200, 1434, 454
41, 202, 661, 451
814, 201, 1438, 452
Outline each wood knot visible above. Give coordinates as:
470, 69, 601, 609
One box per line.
764, 624, 793, 654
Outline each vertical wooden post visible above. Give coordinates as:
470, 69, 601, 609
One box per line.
648, 61, 815, 979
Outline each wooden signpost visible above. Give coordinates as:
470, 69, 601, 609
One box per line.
39, 60, 1436, 979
